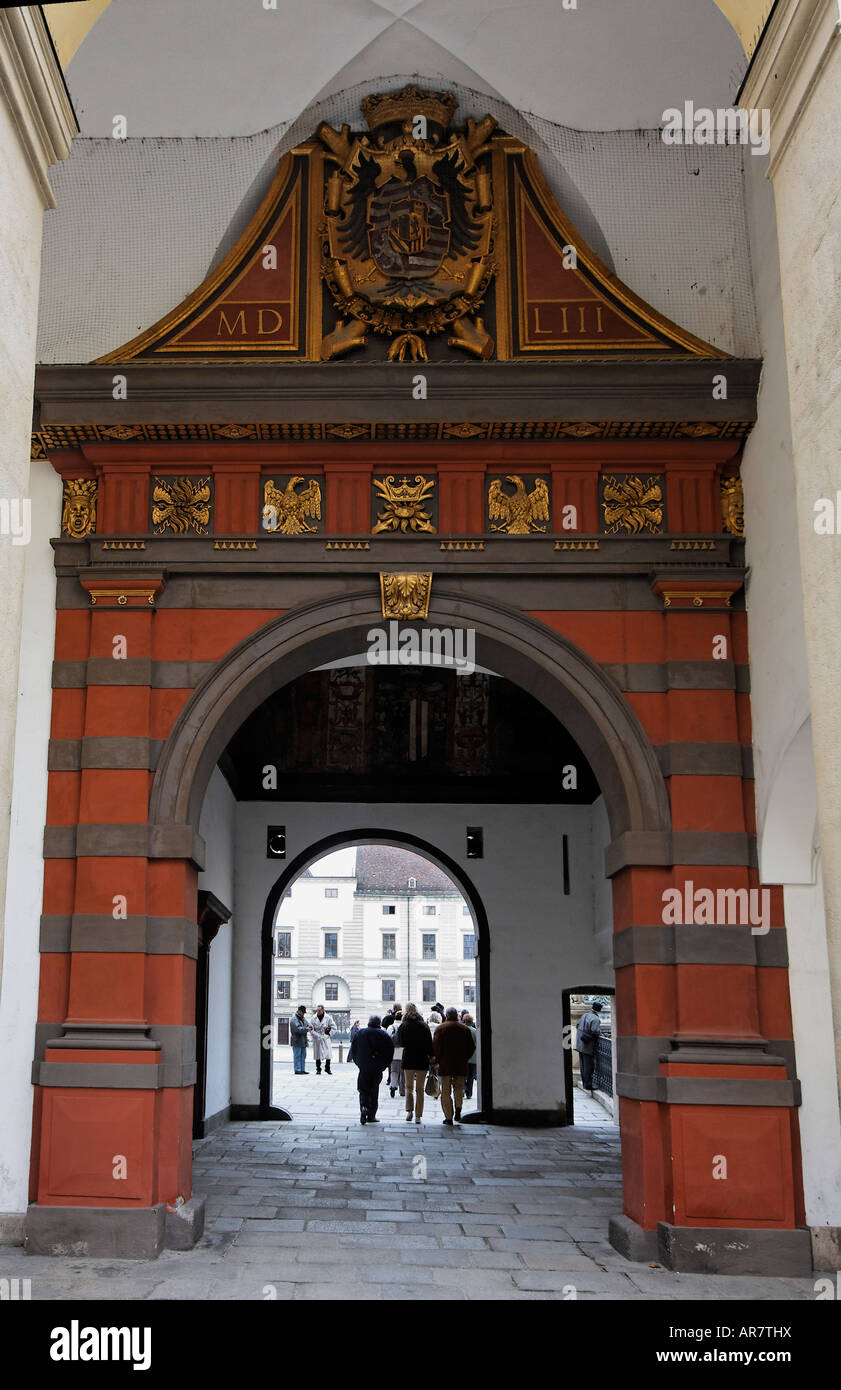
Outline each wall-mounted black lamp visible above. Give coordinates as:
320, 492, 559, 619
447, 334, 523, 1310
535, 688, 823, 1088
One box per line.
267, 825, 286, 859
466, 826, 483, 859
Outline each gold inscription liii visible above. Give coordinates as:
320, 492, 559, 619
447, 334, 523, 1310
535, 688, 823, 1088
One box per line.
531, 303, 604, 338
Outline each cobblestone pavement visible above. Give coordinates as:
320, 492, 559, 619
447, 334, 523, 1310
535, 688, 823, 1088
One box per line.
0, 1066, 819, 1300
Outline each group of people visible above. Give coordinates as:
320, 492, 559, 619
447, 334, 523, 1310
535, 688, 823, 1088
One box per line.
289, 1000, 478, 1125
349, 1004, 477, 1126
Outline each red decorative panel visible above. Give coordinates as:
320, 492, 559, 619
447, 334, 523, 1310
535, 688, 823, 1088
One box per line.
38, 1089, 158, 1206
669, 1108, 795, 1226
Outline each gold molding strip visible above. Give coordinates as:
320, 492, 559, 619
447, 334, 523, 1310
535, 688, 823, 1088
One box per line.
32, 420, 754, 455
325, 541, 370, 550
88, 589, 157, 607
440, 540, 485, 551
555, 540, 600, 551
661, 591, 733, 608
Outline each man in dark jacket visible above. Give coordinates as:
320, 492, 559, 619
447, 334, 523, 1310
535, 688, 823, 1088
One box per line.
432, 1008, 475, 1126
349, 1014, 394, 1124
575, 999, 602, 1094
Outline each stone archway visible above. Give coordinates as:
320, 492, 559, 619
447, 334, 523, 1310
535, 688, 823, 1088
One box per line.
150, 588, 672, 856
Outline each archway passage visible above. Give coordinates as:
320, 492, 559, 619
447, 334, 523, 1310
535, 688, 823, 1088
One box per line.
195, 654, 612, 1134
29, 588, 808, 1274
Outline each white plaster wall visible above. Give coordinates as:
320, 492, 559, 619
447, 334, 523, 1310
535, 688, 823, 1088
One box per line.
233, 800, 612, 1114
197, 767, 236, 1122
0, 459, 60, 1223
0, 95, 48, 990
740, 152, 811, 837
741, 143, 841, 1232
763, 37, 841, 1175
784, 865, 841, 1229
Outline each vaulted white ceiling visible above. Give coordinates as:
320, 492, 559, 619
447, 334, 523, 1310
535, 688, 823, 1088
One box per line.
57, 0, 746, 137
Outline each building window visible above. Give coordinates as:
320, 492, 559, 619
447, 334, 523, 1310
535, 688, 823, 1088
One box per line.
283, 888, 292, 898
382, 933, 396, 959
324, 982, 339, 1002
422, 933, 436, 960
324, 887, 338, 898
276, 931, 292, 958
382, 904, 396, 915
382, 979, 396, 1002
276, 979, 291, 1001
463, 982, 475, 1004
463, 934, 476, 959
408, 877, 417, 889
422, 980, 436, 1003
462, 905, 471, 916
324, 932, 338, 958
422, 905, 436, 916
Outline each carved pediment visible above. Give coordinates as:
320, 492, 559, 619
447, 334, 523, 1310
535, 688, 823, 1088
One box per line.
98, 87, 724, 365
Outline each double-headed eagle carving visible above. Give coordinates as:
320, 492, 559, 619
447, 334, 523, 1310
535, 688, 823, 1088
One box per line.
262, 477, 322, 535
318, 86, 496, 363
488, 476, 549, 534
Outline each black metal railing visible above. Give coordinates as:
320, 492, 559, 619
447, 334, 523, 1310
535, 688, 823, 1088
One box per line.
593, 1029, 613, 1097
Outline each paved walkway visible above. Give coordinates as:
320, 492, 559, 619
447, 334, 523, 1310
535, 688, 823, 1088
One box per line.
0, 1067, 819, 1299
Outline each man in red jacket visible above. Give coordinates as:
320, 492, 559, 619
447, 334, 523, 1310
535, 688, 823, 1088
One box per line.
432, 1008, 475, 1126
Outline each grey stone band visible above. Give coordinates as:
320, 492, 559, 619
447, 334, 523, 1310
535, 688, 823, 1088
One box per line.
39, 914, 199, 957
616, 1073, 800, 1105
37, 358, 762, 421
613, 923, 788, 967
43, 823, 206, 868
605, 830, 757, 875
33, 1022, 196, 1088
33, 1061, 163, 1087
654, 742, 751, 778
616, 1035, 797, 1078
52, 658, 217, 689
48, 738, 165, 771
601, 662, 748, 693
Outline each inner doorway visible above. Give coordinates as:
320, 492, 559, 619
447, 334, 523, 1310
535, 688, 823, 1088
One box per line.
265, 841, 481, 1122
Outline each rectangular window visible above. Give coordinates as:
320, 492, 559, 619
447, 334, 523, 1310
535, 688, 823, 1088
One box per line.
463, 982, 475, 1004
276, 979, 291, 1001
324, 982, 338, 1002
422, 933, 436, 959
382, 904, 396, 915
324, 887, 338, 898
382, 932, 396, 959
276, 931, 292, 958
462, 905, 471, 915
463, 934, 476, 960
422, 905, 436, 916
382, 979, 396, 1003
324, 932, 338, 959
422, 980, 436, 1003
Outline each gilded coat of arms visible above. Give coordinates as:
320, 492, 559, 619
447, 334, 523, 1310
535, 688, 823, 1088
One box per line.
318, 87, 496, 362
